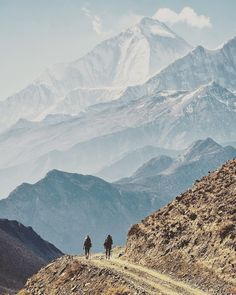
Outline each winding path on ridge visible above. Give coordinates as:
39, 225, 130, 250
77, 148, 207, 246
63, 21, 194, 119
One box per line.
76, 253, 209, 295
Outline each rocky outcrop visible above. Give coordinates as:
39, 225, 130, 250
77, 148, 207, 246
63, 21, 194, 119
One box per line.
20, 256, 137, 295
0, 219, 63, 293
126, 158, 236, 294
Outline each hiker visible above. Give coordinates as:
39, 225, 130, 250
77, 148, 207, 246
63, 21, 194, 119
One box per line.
104, 234, 113, 259
83, 235, 92, 259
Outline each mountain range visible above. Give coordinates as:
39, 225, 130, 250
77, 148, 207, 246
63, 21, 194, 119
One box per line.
2, 21, 235, 135
118, 138, 236, 199
96, 145, 180, 182
0, 81, 235, 197
0, 138, 235, 254
0, 17, 192, 131
0, 170, 161, 253
121, 36, 236, 101
0, 219, 62, 294
0, 18, 234, 197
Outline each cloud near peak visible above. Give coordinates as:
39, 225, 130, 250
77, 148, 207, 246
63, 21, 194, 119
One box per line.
81, 7, 109, 35
153, 7, 212, 29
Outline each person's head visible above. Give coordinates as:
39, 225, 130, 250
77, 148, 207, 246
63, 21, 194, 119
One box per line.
86, 235, 90, 239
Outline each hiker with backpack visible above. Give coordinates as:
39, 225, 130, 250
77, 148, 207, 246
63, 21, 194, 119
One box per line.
104, 234, 113, 259
83, 235, 92, 259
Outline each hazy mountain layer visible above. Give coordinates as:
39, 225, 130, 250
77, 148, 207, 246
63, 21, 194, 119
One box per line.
118, 138, 236, 200
0, 82, 234, 197
96, 145, 179, 181
0, 171, 163, 253
0, 138, 235, 256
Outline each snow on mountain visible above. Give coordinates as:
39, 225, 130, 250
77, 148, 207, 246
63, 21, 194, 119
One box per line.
11, 114, 74, 131
38, 17, 191, 90
0, 84, 57, 131
0, 82, 235, 165
0, 89, 192, 172
120, 36, 236, 102
51, 87, 125, 115
0, 17, 192, 131
0, 82, 235, 197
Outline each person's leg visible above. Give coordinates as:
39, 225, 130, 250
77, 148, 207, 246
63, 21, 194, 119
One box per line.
85, 248, 89, 259
108, 247, 111, 259
106, 248, 108, 259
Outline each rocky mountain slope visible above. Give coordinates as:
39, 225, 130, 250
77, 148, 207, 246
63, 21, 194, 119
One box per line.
19, 252, 208, 295
0, 219, 62, 294
126, 158, 236, 294
0, 170, 163, 253
0, 17, 191, 131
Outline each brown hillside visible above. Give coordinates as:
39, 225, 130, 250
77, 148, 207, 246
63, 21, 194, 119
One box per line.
126, 158, 236, 294
0, 219, 63, 293
21, 255, 138, 295
19, 253, 208, 295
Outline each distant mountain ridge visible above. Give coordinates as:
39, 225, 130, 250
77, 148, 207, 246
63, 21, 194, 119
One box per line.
0, 170, 163, 253
0, 219, 62, 294
96, 145, 179, 181
118, 138, 236, 200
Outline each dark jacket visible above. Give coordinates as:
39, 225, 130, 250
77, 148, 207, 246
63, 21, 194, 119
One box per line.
104, 235, 113, 248
84, 236, 92, 248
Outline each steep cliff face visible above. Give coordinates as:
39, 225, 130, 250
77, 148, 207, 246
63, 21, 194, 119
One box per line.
126, 158, 236, 294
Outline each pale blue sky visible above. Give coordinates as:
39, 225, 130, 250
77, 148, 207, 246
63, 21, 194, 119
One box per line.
0, 0, 236, 100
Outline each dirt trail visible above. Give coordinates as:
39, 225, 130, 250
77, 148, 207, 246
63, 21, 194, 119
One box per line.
76, 253, 209, 295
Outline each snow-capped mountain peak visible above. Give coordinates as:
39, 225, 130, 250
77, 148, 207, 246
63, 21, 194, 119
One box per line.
135, 17, 178, 39
0, 17, 192, 131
